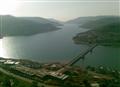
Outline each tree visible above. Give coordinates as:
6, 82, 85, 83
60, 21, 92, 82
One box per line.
83, 79, 91, 87
2, 77, 11, 87
31, 81, 38, 87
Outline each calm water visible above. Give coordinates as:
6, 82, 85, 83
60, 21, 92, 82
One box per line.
1, 24, 120, 70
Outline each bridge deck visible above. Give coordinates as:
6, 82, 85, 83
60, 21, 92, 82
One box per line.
67, 44, 97, 66
51, 44, 97, 79
56, 44, 97, 74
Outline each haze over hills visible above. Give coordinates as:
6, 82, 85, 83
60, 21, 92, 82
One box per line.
72, 16, 120, 46
0, 15, 119, 44
66, 16, 96, 24
48, 18, 63, 25
80, 16, 120, 30
0, 15, 61, 36
66, 16, 119, 27
19, 17, 62, 26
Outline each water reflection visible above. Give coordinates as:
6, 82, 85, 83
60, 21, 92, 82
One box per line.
0, 24, 120, 70
0, 39, 7, 57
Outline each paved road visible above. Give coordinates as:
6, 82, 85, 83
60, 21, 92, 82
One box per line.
0, 68, 32, 82
0, 67, 58, 87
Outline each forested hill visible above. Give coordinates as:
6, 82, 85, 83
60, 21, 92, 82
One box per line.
0, 15, 61, 36
73, 16, 120, 46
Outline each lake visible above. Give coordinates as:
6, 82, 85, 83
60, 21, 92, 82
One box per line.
1, 24, 120, 70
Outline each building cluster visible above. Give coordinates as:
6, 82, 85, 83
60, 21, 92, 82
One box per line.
15, 65, 49, 77
0, 59, 20, 65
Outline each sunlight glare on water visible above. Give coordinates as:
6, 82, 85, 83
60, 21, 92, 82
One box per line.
0, 39, 6, 57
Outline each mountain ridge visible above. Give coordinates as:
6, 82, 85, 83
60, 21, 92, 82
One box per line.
0, 15, 61, 36
73, 16, 120, 46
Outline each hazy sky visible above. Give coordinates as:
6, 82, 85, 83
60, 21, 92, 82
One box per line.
7, 0, 120, 21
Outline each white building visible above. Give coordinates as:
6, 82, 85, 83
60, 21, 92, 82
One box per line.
91, 83, 100, 87
4, 60, 20, 65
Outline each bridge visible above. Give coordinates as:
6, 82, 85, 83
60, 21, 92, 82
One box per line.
49, 44, 97, 80
66, 44, 97, 66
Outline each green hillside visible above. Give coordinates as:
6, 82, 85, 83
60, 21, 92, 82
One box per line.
73, 16, 120, 46
0, 15, 60, 36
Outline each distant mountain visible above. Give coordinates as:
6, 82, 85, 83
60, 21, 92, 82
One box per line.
0, 15, 61, 36
66, 16, 101, 24
20, 17, 62, 26
66, 16, 119, 26
80, 16, 120, 30
73, 16, 120, 46
48, 18, 63, 25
